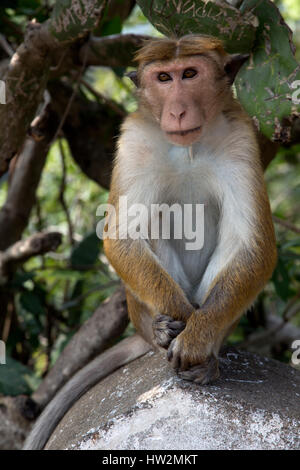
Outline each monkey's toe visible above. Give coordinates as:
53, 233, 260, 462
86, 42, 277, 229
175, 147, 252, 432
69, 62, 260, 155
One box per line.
178, 356, 220, 385
153, 314, 185, 349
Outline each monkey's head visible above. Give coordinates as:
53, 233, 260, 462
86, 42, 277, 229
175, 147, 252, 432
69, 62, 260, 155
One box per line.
130, 35, 248, 147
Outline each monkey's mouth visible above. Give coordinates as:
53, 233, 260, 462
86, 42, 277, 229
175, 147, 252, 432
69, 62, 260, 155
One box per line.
166, 126, 202, 137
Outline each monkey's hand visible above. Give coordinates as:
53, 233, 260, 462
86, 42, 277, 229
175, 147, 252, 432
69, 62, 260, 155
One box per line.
152, 314, 186, 349
167, 311, 219, 384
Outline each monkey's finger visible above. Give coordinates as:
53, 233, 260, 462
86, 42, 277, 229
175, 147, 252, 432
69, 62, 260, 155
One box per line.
167, 341, 182, 370
153, 315, 185, 332
178, 357, 219, 385
154, 314, 173, 324
168, 320, 185, 333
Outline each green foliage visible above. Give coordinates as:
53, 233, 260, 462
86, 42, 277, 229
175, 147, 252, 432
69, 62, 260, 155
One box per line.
137, 0, 256, 53
100, 16, 122, 36
0, 0, 50, 39
0, 357, 40, 396
236, 0, 300, 140
0, 1, 298, 396
70, 232, 101, 268
49, 0, 107, 41
0, 139, 117, 391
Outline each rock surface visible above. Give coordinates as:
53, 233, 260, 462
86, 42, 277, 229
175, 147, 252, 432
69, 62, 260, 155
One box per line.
46, 348, 300, 450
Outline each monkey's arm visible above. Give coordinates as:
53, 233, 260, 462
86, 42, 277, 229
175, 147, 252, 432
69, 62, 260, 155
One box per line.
103, 193, 194, 324
168, 157, 277, 382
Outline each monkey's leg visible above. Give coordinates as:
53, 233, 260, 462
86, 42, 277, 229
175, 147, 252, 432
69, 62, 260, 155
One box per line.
126, 289, 185, 349
168, 251, 275, 384
104, 237, 194, 323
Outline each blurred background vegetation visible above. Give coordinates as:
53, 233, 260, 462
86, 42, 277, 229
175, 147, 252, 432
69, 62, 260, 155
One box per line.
0, 0, 299, 398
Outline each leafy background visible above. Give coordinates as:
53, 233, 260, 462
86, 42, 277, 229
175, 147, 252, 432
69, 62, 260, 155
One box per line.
0, 0, 299, 396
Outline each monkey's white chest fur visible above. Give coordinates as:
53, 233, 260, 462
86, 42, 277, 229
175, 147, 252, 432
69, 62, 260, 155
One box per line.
117, 126, 224, 302
152, 144, 220, 300
116, 115, 255, 304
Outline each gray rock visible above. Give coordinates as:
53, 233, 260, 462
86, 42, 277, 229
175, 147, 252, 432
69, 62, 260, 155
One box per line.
46, 348, 300, 450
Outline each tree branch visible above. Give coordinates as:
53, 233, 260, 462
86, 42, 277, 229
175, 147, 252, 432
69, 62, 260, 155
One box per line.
273, 216, 300, 234
0, 106, 58, 250
32, 286, 128, 411
49, 80, 124, 189
0, 0, 108, 175
0, 231, 62, 284
78, 33, 150, 68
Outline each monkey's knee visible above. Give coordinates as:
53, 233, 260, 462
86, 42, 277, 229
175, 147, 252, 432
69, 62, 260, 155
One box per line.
153, 314, 186, 349
178, 355, 220, 385
125, 289, 156, 345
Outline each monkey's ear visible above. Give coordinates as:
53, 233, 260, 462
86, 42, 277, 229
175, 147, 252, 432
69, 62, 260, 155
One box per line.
224, 54, 249, 84
125, 71, 139, 87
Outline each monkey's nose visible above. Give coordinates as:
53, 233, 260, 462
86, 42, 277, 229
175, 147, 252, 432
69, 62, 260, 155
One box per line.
170, 110, 186, 122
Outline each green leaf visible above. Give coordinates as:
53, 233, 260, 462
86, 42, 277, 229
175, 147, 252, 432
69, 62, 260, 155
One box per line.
11, 271, 35, 288
0, 356, 40, 396
137, 0, 257, 53
101, 16, 122, 36
70, 232, 101, 268
20, 289, 45, 316
236, 0, 300, 141
271, 258, 294, 300
49, 0, 107, 42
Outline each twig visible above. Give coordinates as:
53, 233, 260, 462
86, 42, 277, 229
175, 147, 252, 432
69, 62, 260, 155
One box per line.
50, 40, 89, 146
1, 17, 23, 39
58, 138, 74, 245
0, 232, 62, 284
240, 289, 300, 348
2, 300, 14, 343
0, 34, 14, 57
58, 280, 120, 311
273, 215, 300, 234
80, 78, 126, 117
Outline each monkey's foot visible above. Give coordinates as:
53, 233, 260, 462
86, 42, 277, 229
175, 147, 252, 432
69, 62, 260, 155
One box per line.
167, 332, 220, 384
177, 356, 220, 385
152, 314, 185, 349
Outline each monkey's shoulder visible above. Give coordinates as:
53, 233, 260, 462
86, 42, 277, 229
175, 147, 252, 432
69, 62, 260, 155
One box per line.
119, 112, 165, 148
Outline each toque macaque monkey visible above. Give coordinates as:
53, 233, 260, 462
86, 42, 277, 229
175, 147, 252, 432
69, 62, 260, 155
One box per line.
103, 34, 277, 383
24, 35, 276, 450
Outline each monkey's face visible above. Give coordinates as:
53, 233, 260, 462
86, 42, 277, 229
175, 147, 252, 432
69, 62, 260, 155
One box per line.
140, 56, 229, 147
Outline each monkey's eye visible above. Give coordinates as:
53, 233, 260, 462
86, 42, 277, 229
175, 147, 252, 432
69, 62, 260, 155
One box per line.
158, 72, 172, 82
182, 68, 197, 79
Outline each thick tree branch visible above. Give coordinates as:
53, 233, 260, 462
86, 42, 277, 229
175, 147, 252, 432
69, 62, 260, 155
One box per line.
79, 33, 150, 67
256, 131, 280, 169
49, 80, 124, 189
0, 0, 108, 176
0, 107, 58, 250
32, 286, 128, 411
0, 231, 62, 284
